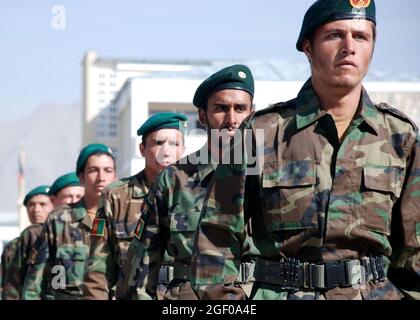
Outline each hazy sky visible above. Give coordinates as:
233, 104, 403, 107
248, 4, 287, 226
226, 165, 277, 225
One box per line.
1, 0, 419, 121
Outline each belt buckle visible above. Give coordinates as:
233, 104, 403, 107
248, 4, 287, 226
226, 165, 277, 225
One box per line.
239, 262, 256, 283
324, 260, 347, 289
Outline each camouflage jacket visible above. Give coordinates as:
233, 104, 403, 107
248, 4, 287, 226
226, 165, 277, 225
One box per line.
22, 199, 93, 299
116, 146, 218, 300
0, 237, 19, 300
2, 224, 43, 300
83, 171, 149, 300
191, 79, 420, 300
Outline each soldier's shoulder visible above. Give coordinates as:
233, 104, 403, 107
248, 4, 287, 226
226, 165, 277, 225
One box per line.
376, 102, 418, 132
106, 177, 132, 193
21, 223, 43, 236
4, 237, 20, 251
48, 203, 73, 220
251, 99, 297, 129
172, 155, 198, 176
254, 101, 291, 117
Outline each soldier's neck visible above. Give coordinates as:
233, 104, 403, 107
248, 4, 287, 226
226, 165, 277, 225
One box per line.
313, 80, 362, 141
144, 167, 158, 188
84, 194, 99, 218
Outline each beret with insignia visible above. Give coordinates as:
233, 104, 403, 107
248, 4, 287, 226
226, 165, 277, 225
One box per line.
76, 143, 114, 175
296, 0, 376, 51
137, 112, 188, 137
49, 172, 81, 196
193, 64, 254, 109
24, 185, 51, 207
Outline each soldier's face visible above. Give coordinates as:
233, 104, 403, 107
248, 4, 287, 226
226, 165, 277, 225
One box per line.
140, 128, 185, 177
79, 154, 116, 198
303, 19, 375, 91
27, 195, 54, 224
52, 186, 85, 207
199, 89, 252, 145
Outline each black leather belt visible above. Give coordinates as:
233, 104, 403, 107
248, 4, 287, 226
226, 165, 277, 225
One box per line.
254, 256, 386, 291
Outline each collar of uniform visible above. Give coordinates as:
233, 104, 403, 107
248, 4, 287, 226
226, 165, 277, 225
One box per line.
196, 144, 217, 182
71, 198, 89, 225
132, 170, 149, 198
295, 79, 381, 135
295, 78, 329, 130
357, 87, 382, 135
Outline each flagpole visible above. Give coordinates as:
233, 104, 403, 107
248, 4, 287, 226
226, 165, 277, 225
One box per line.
18, 148, 30, 232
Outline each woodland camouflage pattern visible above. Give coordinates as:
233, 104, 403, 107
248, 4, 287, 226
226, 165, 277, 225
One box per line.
118, 145, 259, 300
83, 171, 149, 300
116, 147, 216, 300
191, 79, 420, 300
0, 237, 19, 299
2, 224, 43, 299
22, 199, 93, 300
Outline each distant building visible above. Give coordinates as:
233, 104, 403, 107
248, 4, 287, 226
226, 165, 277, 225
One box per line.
82, 51, 420, 178
81, 51, 213, 159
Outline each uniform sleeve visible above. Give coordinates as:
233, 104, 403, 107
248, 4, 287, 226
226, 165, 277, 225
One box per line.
190, 126, 258, 300
22, 221, 52, 300
389, 132, 420, 299
116, 183, 167, 300
0, 252, 3, 299
2, 239, 22, 300
83, 193, 117, 300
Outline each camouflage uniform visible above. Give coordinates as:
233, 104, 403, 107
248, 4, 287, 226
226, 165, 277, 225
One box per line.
2, 224, 43, 299
83, 171, 149, 300
117, 146, 258, 300
22, 199, 93, 300
0, 237, 19, 299
191, 79, 420, 300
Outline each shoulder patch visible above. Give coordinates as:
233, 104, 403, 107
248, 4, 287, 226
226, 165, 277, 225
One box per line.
91, 218, 106, 237
133, 218, 145, 240
376, 102, 418, 131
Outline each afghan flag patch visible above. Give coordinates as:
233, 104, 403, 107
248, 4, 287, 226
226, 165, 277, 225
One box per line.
91, 218, 106, 237
133, 219, 145, 240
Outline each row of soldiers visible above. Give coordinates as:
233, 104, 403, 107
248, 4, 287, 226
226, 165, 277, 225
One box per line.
0, 62, 255, 300
1, 0, 419, 300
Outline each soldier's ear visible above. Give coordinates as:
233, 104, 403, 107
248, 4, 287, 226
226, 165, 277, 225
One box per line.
198, 107, 207, 127
139, 142, 146, 157
78, 173, 85, 185
50, 195, 58, 207
302, 39, 312, 63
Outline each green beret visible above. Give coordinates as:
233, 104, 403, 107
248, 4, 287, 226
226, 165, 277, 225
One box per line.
193, 64, 254, 109
76, 143, 114, 175
24, 185, 51, 207
137, 112, 188, 137
296, 0, 376, 51
49, 172, 81, 196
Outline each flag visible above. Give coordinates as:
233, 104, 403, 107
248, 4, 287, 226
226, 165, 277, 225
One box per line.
18, 149, 25, 184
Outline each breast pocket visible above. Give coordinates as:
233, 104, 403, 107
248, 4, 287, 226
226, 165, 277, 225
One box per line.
55, 246, 88, 287
361, 164, 405, 235
262, 160, 318, 231
169, 211, 201, 252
